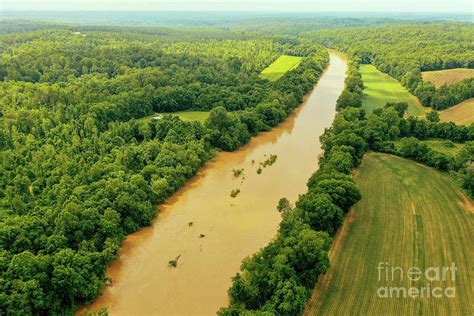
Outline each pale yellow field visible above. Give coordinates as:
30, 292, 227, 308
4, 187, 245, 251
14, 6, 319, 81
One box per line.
422, 68, 474, 88
439, 98, 474, 126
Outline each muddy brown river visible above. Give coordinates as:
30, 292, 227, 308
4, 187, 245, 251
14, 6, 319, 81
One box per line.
84, 51, 347, 315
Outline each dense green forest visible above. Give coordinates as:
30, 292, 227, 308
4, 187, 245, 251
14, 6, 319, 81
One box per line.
306, 23, 474, 110
0, 27, 328, 314
220, 57, 474, 315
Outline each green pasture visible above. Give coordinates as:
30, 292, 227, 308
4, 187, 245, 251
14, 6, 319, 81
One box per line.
260, 54, 303, 81
360, 65, 426, 116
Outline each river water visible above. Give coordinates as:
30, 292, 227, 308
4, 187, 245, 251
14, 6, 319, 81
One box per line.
84, 51, 347, 315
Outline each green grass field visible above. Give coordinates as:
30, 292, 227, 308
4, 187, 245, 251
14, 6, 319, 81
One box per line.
305, 153, 473, 315
142, 111, 210, 123
260, 54, 303, 81
360, 65, 426, 116
170, 111, 210, 123
392, 139, 466, 157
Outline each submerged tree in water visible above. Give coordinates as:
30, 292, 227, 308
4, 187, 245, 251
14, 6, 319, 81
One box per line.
230, 189, 241, 197
168, 255, 181, 268
277, 197, 292, 213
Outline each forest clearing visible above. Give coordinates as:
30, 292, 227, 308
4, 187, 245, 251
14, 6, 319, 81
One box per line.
170, 111, 210, 123
260, 54, 303, 81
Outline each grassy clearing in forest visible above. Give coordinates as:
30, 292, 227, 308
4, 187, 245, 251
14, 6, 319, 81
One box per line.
422, 68, 474, 89
392, 139, 466, 157
360, 65, 426, 116
142, 111, 210, 123
305, 153, 473, 316
260, 54, 303, 81
171, 111, 210, 123
438, 98, 474, 126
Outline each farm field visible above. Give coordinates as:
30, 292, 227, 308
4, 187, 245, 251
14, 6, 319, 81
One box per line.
360, 65, 426, 116
260, 54, 303, 81
305, 153, 474, 315
422, 68, 474, 88
439, 98, 474, 126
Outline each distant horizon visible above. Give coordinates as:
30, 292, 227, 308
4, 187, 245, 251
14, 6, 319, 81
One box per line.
2, 10, 472, 14
2, 10, 471, 27
2, 0, 472, 14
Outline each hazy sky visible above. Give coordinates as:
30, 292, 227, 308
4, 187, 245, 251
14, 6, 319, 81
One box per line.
1, 0, 472, 12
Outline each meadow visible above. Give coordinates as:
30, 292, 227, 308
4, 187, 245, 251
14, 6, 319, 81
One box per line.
422, 68, 474, 88
260, 54, 303, 81
439, 98, 474, 126
169, 111, 210, 123
138, 111, 210, 124
393, 139, 465, 157
305, 153, 473, 315
360, 65, 426, 116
